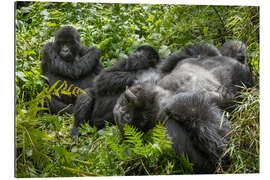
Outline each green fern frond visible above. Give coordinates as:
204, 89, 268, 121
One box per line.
123, 124, 147, 156
150, 123, 173, 151
47, 81, 85, 98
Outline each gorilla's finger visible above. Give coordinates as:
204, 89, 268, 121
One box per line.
125, 89, 139, 105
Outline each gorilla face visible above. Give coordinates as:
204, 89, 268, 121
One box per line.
114, 83, 171, 133
124, 45, 161, 70
220, 40, 247, 63
57, 40, 75, 61
54, 26, 81, 62
134, 45, 161, 67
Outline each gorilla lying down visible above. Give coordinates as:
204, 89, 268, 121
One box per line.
113, 41, 253, 173
71, 42, 224, 138
70, 45, 161, 138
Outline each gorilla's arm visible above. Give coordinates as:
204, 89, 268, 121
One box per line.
72, 46, 102, 78
160, 43, 221, 73
95, 55, 152, 96
41, 43, 56, 77
160, 51, 189, 73
95, 70, 136, 96
42, 43, 75, 78
164, 93, 230, 161
95, 45, 161, 96
71, 88, 95, 139
43, 43, 101, 79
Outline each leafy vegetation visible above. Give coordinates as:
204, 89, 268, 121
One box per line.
222, 87, 259, 173
15, 2, 259, 177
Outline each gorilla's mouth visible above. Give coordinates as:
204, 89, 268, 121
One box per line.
60, 52, 73, 61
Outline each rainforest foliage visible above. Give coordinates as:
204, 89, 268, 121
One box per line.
15, 2, 259, 177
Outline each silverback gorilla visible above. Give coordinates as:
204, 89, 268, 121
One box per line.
42, 26, 103, 114
113, 41, 253, 173
70, 45, 161, 139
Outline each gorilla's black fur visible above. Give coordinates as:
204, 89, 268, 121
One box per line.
42, 26, 103, 114
160, 43, 221, 73
114, 84, 231, 173
159, 41, 252, 109
159, 56, 253, 109
113, 42, 253, 173
70, 45, 161, 139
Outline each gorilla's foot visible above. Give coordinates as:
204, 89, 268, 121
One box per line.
70, 127, 80, 140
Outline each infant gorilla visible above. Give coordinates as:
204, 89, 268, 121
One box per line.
114, 41, 253, 173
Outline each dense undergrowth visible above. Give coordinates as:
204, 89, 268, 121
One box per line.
15, 2, 259, 177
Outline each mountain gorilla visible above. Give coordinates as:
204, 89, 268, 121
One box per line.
113, 41, 253, 173
42, 26, 103, 114
70, 45, 161, 139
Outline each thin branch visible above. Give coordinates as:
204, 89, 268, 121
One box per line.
24, 127, 53, 163
140, 159, 150, 175
23, 131, 26, 163
63, 166, 99, 176
212, 7, 226, 28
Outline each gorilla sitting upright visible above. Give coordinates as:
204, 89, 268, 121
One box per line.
70, 45, 161, 139
113, 41, 253, 173
42, 26, 103, 114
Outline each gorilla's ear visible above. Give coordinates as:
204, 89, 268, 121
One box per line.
125, 89, 140, 106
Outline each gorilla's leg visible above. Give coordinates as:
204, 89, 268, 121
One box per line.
70, 88, 95, 139
164, 92, 231, 161
91, 95, 120, 129
47, 96, 74, 115
230, 63, 254, 90
212, 62, 254, 110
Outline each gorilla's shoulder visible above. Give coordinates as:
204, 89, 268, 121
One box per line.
89, 46, 101, 57
42, 42, 54, 55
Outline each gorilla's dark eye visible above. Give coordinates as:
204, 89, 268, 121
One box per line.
64, 42, 71, 46
56, 41, 62, 46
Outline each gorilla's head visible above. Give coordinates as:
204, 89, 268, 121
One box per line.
134, 45, 161, 67
54, 26, 81, 62
123, 45, 161, 70
220, 40, 247, 63
114, 83, 161, 133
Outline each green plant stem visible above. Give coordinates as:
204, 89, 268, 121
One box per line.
63, 166, 99, 176
24, 126, 53, 163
